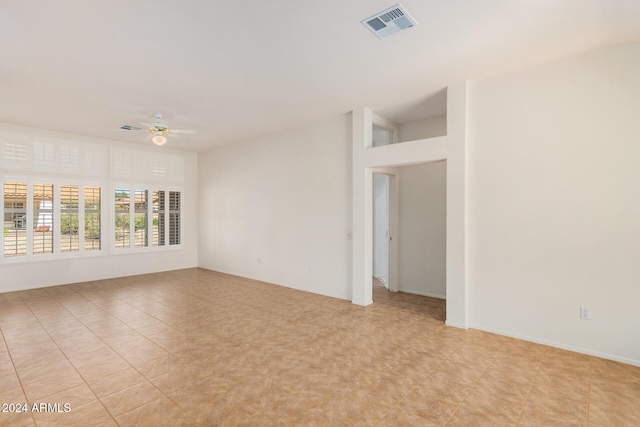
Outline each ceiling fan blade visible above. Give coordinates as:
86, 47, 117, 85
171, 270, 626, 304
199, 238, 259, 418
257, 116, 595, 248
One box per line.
171, 129, 197, 134
139, 122, 154, 129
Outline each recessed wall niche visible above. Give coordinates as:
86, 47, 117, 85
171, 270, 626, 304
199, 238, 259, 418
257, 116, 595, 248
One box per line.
372, 88, 447, 146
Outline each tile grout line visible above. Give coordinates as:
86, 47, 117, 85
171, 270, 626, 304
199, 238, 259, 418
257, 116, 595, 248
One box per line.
387, 357, 449, 419
378, 339, 451, 422
586, 358, 592, 426
97, 279, 225, 424
378, 324, 459, 422
442, 336, 506, 426
16, 289, 119, 427
315, 298, 448, 424
47, 282, 181, 360
76, 280, 201, 355
45, 286, 198, 425
24, 285, 186, 424
0, 323, 38, 427
513, 346, 547, 426
8, 269, 632, 426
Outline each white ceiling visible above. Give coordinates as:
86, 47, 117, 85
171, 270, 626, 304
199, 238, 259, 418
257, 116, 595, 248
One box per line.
1, 1, 640, 152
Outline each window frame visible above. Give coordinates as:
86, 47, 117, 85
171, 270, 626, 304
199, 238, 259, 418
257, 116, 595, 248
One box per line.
372, 114, 399, 147
0, 134, 186, 266
110, 184, 183, 254
1, 176, 106, 264
2, 179, 28, 258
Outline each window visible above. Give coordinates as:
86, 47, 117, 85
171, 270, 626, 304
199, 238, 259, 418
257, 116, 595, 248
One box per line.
372, 123, 397, 147
169, 191, 180, 245
114, 187, 179, 250
84, 186, 101, 251
153, 191, 165, 247
60, 185, 79, 253
0, 133, 186, 264
33, 184, 53, 255
3, 182, 27, 257
114, 188, 130, 249
59, 185, 101, 253
134, 189, 148, 248
3, 180, 102, 259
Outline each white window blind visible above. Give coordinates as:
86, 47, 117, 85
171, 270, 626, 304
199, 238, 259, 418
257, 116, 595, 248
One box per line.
83, 143, 107, 177
33, 139, 55, 171
1, 133, 30, 170
169, 191, 180, 245
60, 185, 80, 253
59, 141, 81, 174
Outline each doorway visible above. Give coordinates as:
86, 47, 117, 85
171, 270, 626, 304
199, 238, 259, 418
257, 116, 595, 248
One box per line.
373, 173, 391, 290
371, 162, 447, 302
394, 161, 447, 300
352, 84, 469, 327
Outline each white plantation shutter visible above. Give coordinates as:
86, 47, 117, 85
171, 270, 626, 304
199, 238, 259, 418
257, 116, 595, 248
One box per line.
1, 132, 31, 170
111, 147, 178, 182
110, 147, 132, 178
1, 129, 188, 265
166, 155, 184, 184
151, 154, 167, 180
83, 143, 107, 177
169, 191, 181, 245
131, 149, 150, 180
59, 140, 81, 174
33, 138, 55, 171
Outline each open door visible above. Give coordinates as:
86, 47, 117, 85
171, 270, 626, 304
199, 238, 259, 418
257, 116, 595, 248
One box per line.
373, 173, 390, 289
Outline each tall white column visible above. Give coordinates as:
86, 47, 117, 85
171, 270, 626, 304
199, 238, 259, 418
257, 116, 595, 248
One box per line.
352, 108, 373, 306
445, 82, 470, 328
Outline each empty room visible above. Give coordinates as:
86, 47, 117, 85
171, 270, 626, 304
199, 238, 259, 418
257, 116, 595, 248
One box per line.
1, 1, 640, 426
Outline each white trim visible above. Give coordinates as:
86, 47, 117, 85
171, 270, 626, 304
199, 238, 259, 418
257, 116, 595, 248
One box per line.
352, 82, 469, 328
398, 288, 446, 300
110, 184, 183, 254
372, 114, 399, 145
445, 320, 467, 329
199, 266, 351, 302
372, 113, 398, 131
1, 177, 108, 263
470, 324, 640, 368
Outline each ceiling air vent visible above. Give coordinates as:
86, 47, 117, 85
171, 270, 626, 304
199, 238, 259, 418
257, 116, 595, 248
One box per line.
120, 125, 143, 131
361, 4, 417, 39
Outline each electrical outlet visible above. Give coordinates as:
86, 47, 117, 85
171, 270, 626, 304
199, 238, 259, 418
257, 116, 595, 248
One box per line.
580, 306, 591, 320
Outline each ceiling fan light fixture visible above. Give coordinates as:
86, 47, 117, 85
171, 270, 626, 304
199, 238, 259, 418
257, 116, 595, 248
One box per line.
152, 134, 167, 145
119, 112, 196, 146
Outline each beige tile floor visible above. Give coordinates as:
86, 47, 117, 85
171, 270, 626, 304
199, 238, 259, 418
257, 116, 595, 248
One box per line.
0, 268, 639, 426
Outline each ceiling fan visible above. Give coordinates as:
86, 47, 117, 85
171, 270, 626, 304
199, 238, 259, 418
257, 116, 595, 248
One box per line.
120, 113, 196, 145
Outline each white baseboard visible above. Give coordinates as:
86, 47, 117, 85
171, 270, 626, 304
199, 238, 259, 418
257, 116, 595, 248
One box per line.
398, 287, 446, 300
470, 323, 640, 368
445, 320, 468, 329
197, 265, 351, 302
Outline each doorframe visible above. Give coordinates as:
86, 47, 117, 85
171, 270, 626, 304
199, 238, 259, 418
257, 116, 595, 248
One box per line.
351, 82, 469, 329
372, 169, 398, 293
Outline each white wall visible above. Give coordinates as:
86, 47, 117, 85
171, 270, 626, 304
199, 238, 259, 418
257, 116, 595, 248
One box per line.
469, 43, 640, 365
399, 115, 447, 142
0, 123, 198, 292
198, 114, 353, 300
397, 161, 446, 299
